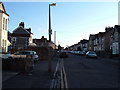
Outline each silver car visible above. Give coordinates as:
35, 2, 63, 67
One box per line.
13, 51, 39, 62
86, 51, 97, 58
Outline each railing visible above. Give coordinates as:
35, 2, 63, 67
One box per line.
50, 58, 68, 89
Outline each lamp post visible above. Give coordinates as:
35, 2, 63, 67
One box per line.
48, 3, 56, 42
48, 3, 56, 73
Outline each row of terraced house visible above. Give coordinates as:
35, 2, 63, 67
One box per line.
68, 26, 120, 58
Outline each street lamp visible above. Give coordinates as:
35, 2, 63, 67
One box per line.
48, 3, 56, 42
48, 3, 56, 73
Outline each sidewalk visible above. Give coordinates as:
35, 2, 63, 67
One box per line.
2, 57, 58, 89
2, 71, 19, 82
99, 57, 120, 65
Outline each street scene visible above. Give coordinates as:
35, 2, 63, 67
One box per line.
0, 1, 120, 89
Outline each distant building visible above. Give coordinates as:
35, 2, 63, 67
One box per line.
0, 2, 9, 53
33, 36, 48, 47
93, 34, 98, 52
80, 39, 89, 53
97, 32, 105, 52
73, 43, 79, 51
92, 32, 105, 56
69, 45, 74, 51
88, 34, 96, 51
33, 36, 56, 49
11, 22, 33, 49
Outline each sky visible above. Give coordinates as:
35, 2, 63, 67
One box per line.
3, 2, 118, 47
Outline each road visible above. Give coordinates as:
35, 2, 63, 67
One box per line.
63, 53, 119, 88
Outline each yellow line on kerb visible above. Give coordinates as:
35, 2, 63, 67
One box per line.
61, 58, 68, 89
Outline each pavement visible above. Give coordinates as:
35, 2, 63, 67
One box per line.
2, 72, 19, 82
2, 56, 58, 89
99, 57, 120, 65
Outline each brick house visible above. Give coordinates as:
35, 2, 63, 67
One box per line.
69, 45, 74, 51
80, 39, 89, 53
110, 25, 120, 56
94, 32, 105, 56
33, 36, 48, 47
102, 27, 113, 57
33, 36, 56, 49
93, 34, 98, 52
88, 34, 96, 51
11, 22, 33, 49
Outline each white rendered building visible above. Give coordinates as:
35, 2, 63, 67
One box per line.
0, 2, 9, 53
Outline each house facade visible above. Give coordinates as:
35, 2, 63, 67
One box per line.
11, 22, 33, 49
0, 2, 9, 53
88, 34, 95, 51
97, 32, 105, 52
80, 39, 89, 53
33, 36, 56, 49
102, 27, 113, 57
110, 25, 120, 56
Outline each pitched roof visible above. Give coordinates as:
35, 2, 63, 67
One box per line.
0, 2, 6, 12
98, 32, 105, 37
89, 34, 96, 40
0, 2, 9, 16
80, 39, 89, 44
12, 26, 30, 35
33, 36, 48, 43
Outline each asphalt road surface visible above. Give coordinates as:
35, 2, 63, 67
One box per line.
63, 53, 119, 88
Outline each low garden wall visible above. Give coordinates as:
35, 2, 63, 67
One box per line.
2, 58, 33, 72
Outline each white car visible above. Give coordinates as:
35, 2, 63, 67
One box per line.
0, 53, 11, 59
12, 51, 39, 62
86, 51, 97, 58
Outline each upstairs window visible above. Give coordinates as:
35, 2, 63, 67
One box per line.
5, 19, 7, 30
3, 18, 5, 30
3, 18, 8, 30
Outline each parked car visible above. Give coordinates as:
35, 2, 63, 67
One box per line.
11, 51, 39, 62
74, 51, 79, 55
77, 51, 84, 56
86, 51, 97, 58
0, 53, 11, 59
59, 52, 68, 58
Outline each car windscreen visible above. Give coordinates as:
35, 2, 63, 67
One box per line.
14, 51, 31, 55
22, 52, 31, 55
89, 51, 96, 54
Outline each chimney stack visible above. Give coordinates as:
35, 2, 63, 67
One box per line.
19, 22, 25, 28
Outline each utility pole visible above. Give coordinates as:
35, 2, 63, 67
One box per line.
54, 31, 56, 49
48, 3, 56, 73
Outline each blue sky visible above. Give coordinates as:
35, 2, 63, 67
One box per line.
4, 2, 118, 47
